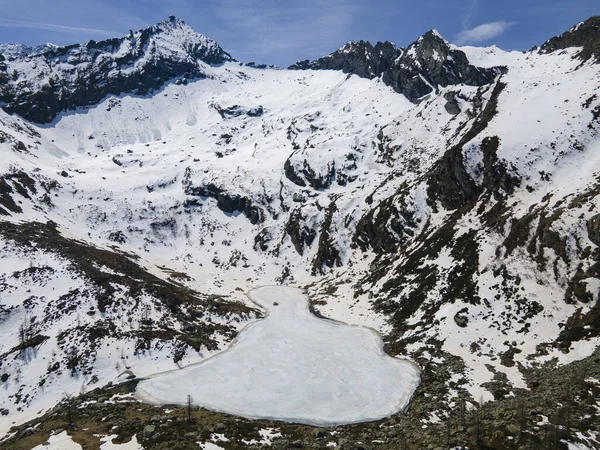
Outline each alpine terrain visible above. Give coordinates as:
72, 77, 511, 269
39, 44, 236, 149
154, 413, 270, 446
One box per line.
1, 14, 600, 450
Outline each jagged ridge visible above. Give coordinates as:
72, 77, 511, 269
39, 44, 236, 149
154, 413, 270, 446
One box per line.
290, 29, 502, 101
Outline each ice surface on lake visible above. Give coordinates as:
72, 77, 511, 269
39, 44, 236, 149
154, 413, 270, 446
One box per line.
136, 286, 420, 426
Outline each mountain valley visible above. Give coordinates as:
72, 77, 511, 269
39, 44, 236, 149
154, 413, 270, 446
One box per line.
0, 15, 599, 450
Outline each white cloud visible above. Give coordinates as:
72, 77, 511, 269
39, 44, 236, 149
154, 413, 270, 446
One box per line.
0, 19, 117, 37
455, 21, 515, 45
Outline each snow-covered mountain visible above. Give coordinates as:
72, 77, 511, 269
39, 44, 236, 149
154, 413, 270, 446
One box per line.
0, 16, 232, 124
1, 15, 600, 449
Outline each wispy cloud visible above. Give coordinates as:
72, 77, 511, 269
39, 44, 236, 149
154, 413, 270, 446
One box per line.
462, 0, 479, 29
455, 21, 516, 45
212, 0, 361, 64
0, 19, 118, 37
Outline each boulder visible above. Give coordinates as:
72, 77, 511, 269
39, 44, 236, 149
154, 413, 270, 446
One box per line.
143, 424, 156, 438
454, 309, 469, 328
587, 213, 600, 246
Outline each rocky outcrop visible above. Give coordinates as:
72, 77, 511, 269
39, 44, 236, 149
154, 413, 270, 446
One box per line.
0, 52, 7, 85
284, 157, 336, 190
213, 104, 264, 118
426, 135, 519, 212
311, 201, 342, 274
184, 182, 265, 225
540, 16, 600, 63
426, 145, 480, 211
479, 136, 520, 200
0, 16, 232, 123
587, 213, 600, 246
443, 91, 462, 115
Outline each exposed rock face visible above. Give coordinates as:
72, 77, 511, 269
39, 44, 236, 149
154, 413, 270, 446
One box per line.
422, 76, 519, 211
285, 208, 317, 255
426, 144, 481, 211
0, 16, 232, 123
290, 30, 501, 102
311, 201, 342, 275
353, 189, 419, 254
443, 91, 462, 115
425, 134, 520, 212
0, 53, 7, 85
214, 104, 264, 118
540, 16, 600, 62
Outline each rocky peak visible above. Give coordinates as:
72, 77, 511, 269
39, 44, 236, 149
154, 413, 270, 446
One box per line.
40, 16, 231, 67
125, 15, 232, 65
414, 29, 448, 46
540, 16, 600, 63
382, 29, 501, 100
403, 29, 449, 62
396, 29, 453, 79
290, 29, 501, 102
154, 15, 187, 30
0, 17, 232, 123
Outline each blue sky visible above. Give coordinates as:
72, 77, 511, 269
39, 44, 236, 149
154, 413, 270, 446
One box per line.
0, 0, 598, 66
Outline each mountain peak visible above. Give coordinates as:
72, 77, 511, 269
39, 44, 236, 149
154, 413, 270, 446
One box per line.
337, 40, 373, 53
121, 16, 231, 64
0, 18, 233, 123
408, 29, 451, 56
147, 15, 190, 34
423, 29, 446, 41
167, 14, 185, 24
380, 31, 500, 101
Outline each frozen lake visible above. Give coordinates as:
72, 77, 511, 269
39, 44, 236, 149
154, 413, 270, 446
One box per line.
135, 286, 420, 426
